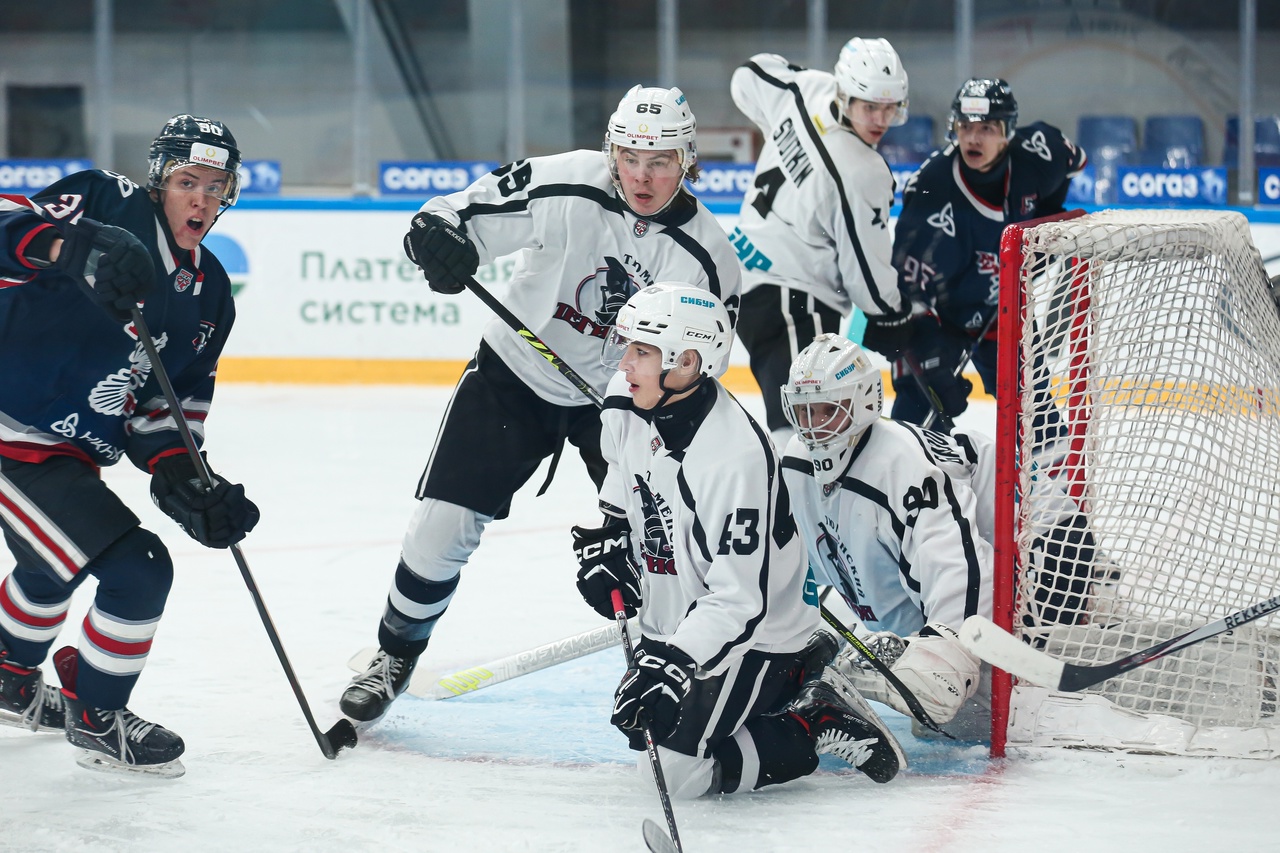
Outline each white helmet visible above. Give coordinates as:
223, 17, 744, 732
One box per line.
603, 283, 732, 379
781, 334, 883, 488
834, 37, 909, 127
605, 85, 697, 168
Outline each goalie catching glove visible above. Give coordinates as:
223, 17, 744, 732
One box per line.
572, 517, 642, 619
611, 641, 695, 744
833, 622, 980, 724
150, 453, 260, 549
54, 217, 155, 322
403, 212, 479, 295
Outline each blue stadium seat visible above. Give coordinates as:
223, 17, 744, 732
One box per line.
1141, 115, 1204, 168
1076, 115, 1138, 165
1224, 116, 1280, 167
879, 115, 935, 166
1076, 115, 1138, 204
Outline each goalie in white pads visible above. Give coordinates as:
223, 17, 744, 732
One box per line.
573, 284, 904, 799
779, 333, 994, 736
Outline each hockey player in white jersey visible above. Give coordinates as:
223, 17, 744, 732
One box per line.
572, 284, 904, 798
779, 334, 994, 736
728, 37, 913, 449
340, 86, 742, 724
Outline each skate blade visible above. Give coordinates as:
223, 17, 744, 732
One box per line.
0, 709, 60, 734
75, 749, 186, 779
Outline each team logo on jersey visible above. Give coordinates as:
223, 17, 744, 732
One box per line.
1020, 194, 1038, 215
557, 256, 642, 338
817, 521, 876, 622
634, 219, 649, 238
1022, 130, 1052, 161
975, 250, 1000, 291
635, 475, 677, 576
87, 333, 167, 418
193, 321, 216, 354
650, 436, 662, 453
174, 269, 194, 293
51, 413, 79, 437
927, 202, 956, 237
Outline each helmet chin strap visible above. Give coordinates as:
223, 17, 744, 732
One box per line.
650, 368, 706, 410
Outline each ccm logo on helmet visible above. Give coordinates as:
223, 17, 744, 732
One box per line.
684, 330, 714, 341
679, 296, 715, 308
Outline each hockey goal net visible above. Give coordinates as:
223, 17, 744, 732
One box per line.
992, 208, 1280, 758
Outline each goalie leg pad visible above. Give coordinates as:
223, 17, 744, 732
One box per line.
836, 623, 981, 724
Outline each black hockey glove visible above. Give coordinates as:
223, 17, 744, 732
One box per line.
54, 217, 155, 322
901, 315, 973, 418
611, 642, 695, 744
150, 453, 260, 549
403, 212, 479, 295
860, 306, 914, 356
572, 517, 642, 620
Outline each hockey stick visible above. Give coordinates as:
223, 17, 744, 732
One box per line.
612, 589, 683, 853
920, 310, 998, 431
818, 605, 952, 738
959, 592, 1280, 692
130, 308, 358, 760
461, 274, 605, 407
345, 621, 622, 700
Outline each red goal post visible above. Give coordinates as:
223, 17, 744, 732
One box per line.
990, 208, 1280, 759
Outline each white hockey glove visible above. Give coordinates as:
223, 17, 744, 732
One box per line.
834, 622, 981, 724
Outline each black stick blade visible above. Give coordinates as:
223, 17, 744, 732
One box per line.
324, 719, 359, 757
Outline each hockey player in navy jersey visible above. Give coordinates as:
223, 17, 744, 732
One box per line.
572, 284, 903, 798
890, 78, 1087, 427
0, 114, 259, 776
729, 37, 913, 450
340, 86, 742, 724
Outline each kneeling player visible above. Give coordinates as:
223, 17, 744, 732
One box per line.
571, 285, 904, 798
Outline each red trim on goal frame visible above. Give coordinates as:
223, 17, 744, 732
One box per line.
991, 208, 1087, 758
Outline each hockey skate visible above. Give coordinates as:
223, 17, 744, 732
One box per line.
64, 695, 186, 778
0, 660, 64, 732
787, 667, 906, 784
340, 649, 417, 722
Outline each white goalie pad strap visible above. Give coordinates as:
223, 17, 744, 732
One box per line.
837, 622, 981, 724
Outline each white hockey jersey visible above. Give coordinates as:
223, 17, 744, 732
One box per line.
781, 419, 994, 637
598, 373, 818, 675
421, 150, 742, 406
728, 53, 902, 318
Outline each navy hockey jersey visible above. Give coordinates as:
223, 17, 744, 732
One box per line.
892, 122, 1087, 336
0, 170, 236, 470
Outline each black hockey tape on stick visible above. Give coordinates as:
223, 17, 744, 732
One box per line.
960, 591, 1280, 692
130, 308, 357, 761
819, 605, 953, 738
612, 589, 684, 853
460, 274, 605, 408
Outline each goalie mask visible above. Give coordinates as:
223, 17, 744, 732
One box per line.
948, 78, 1018, 141
834, 37, 910, 130
782, 333, 883, 488
604, 85, 698, 215
147, 114, 242, 208
602, 282, 732, 380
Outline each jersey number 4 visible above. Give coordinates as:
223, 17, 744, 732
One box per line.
717, 508, 761, 556
750, 167, 786, 218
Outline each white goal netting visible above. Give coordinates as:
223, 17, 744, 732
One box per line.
1001, 209, 1280, 758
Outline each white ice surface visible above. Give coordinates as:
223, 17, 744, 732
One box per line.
4, 385, 1276, 853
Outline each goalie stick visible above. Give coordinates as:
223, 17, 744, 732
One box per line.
959, 591, 1280, 692
346, 622, 622, 700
